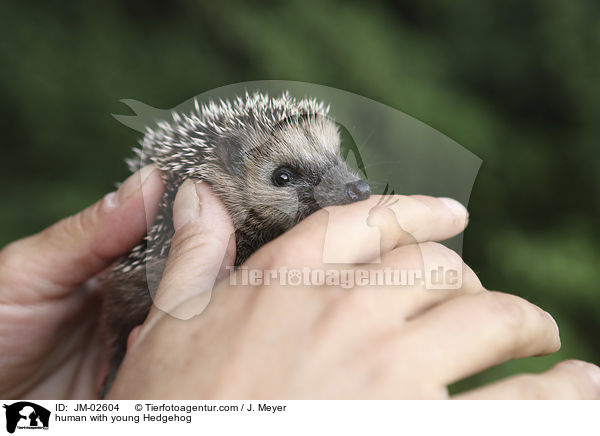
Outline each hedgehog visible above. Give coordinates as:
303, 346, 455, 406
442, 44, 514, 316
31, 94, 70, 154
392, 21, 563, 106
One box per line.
98, 91, 371, 397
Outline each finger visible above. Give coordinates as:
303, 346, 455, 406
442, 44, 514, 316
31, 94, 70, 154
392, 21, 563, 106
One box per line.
384, 291, 561, 387
455, 360, 600, 399
249, 195, 468, 268
146, 180, 235, 322
0, 165, 164, 301
342, 242, 485, 329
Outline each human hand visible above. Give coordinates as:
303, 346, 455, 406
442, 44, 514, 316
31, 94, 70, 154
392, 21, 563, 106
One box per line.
0, 165, 164, 399
108, 183, 600, 399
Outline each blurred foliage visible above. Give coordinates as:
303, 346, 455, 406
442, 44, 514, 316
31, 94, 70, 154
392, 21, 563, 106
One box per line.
0, 0, 598, 393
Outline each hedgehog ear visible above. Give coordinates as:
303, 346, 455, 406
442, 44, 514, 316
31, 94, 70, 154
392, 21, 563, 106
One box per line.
215, 134, 245, 177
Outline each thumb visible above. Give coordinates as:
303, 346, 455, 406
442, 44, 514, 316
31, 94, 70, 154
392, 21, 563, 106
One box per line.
148, 179, 236, 321
0, 165, 164, 301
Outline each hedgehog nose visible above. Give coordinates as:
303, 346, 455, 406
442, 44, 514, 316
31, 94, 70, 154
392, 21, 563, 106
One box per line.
345, 180, 371, 202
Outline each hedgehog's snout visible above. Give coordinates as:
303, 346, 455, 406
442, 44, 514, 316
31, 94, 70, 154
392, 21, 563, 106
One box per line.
345, 180, 370, 202
312, 163, 371, 208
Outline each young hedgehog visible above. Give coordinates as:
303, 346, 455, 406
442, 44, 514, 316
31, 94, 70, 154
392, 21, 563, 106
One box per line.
99, 91, 371, 396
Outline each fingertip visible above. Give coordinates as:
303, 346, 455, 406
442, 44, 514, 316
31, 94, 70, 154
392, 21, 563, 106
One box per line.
439, 197, 469, 226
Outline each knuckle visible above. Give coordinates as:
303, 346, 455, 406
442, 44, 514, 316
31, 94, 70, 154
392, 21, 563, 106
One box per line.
340, 288, 372, 312
385, 244, 423, 269
0, 236, 46, 288
481, 291, 528, 330
54, 204, 99, 242
324, 288, 372, 326
396, 197, 429, 233
415, 195, 455, 222
251, 234, 305, 269
248, 241, 284, 269
0, 241, 23, 284
0, 240, 19, 265
170, 225, 213, 260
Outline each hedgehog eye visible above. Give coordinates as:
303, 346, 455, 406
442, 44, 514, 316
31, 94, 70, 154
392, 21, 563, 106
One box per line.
272, 167, 294, 187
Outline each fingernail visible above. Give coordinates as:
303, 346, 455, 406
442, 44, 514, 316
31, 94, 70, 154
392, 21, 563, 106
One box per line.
439, 197, 468, 219
173, 179, 202, 231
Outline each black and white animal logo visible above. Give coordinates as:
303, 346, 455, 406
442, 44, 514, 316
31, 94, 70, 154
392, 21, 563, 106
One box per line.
2, 402, 50, 434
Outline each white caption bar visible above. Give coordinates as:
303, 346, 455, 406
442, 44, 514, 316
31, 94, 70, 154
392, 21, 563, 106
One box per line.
0, 400, 597, 435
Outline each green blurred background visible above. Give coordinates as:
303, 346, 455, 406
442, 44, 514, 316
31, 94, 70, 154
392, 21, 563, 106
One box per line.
1, 0, 598, 393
